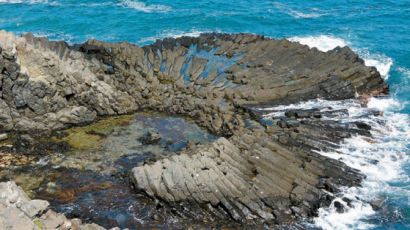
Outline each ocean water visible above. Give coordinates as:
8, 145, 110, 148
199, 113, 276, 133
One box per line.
0, 0, 409, 229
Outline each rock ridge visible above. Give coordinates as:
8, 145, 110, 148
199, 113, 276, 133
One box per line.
0, 30, 389, 226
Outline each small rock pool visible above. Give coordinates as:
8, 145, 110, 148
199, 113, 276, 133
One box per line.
0, 112, 216, 229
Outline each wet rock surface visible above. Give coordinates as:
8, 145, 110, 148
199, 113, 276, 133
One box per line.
0, 112, 215, 229
0, 181, 108, 230
131, 129, 365, 225
0, 30, 389, 228
139, 130, 161, 145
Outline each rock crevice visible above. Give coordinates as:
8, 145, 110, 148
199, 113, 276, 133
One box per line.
0, 181, 109, 230
0, 31, 388, 226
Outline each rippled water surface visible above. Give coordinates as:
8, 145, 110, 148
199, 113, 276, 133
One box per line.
0, 112, 216, 228
0, 1, 409, 229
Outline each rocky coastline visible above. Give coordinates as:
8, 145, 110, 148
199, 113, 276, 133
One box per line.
0, 181, 109, 230
0, 30, 388, 229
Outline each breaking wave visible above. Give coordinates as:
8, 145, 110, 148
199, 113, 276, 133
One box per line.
261, 97, 409, 230
289, 35, 393, 79
314, 98, 409, 230
289, 35, 349, 52
286, 34, 408, 229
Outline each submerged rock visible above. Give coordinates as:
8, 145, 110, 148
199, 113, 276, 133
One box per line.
140, 130, 161, 145
0, 30, 389, 226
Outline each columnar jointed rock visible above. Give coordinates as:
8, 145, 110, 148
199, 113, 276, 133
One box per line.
0, 31, 136, 131
0, 181, 109, 230
0, 31, 387, 135
131, 131, 363, 225
0, 31, 388, 226
78, 33, 388, 135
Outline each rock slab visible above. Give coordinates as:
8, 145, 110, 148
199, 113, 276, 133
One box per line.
0, 31, 389, 226
0, 181, 110, 230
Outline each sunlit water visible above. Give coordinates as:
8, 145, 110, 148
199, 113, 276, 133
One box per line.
0, 112, 216, 228
0, 1, 409, 229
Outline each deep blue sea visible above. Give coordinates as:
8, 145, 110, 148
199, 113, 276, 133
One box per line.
0, 1, 409, 229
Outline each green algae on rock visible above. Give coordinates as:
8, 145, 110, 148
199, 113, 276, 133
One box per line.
51, 114, 135, 150
0, 112, 217, 228
0, 31, 389, 227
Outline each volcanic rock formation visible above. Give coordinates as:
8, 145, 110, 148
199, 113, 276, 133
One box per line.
0, 30, 388, 226
0, 181, 109, 230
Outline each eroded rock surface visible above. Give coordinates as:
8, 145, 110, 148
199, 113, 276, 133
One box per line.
0, 30, 389, 226
0, 181, 110, 230
131, 127, 364, 225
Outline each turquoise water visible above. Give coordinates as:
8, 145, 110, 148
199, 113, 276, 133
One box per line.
0, 1, 409, 229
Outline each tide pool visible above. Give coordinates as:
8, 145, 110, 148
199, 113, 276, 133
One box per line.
0, 1, 409, 229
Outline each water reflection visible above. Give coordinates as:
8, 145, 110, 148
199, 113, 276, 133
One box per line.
0, 112, 216, 229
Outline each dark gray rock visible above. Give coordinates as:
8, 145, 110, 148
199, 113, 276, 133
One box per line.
0, 30, 389, 226
140, 130, 161, 145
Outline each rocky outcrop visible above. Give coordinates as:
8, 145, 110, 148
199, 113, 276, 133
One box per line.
0, 31, 387, 134
0, 31, 135, 132
0, 30, 389, 226
130, 121, 365, 225
0, 181, 112, 230
76, 33, 388, 136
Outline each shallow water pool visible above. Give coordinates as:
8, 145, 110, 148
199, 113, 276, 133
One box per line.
0, 112, 216, 228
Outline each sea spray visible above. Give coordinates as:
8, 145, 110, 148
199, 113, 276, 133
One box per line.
260, 97, 409, 230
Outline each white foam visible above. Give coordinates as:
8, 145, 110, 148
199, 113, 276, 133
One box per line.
138, 29, 217, 44
289, 35, 349, 52
273, 2, 328, 19
358, 50, 393, 79
258, 98, 361, 118
291, 11, 327, 19
260, 98, 409, 230
314, 107, 409, 229
118, 0, 171, 13
315, 196, 375, 230
288, 35, 393, 78
367, 97, 404, 111
399, 67, 410, 77
364, 58, 392, 79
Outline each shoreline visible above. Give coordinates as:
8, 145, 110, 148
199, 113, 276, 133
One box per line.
0, 31, 390, 229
